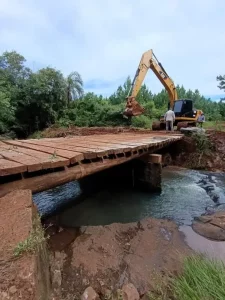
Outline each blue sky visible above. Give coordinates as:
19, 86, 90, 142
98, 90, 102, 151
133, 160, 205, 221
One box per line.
0, 0, 225, 100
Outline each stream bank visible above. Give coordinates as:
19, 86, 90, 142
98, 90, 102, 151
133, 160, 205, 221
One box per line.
49, 217, 192, 299
42, 166, 225, 299
170, 130, 225, 171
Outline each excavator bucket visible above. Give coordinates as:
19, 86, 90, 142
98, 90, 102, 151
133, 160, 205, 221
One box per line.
123, 96, 145, 117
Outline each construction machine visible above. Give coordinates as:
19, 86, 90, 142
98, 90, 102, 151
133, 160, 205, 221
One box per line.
123, 49, 203, 130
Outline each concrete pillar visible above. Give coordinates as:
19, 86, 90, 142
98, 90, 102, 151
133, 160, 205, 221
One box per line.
133, 154, 162, 192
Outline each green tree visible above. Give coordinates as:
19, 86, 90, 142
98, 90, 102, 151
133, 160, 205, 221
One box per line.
66, 71, 83, 105
0, 51, 31, 83
217, 75, 225, 92
0, 90, 15, 133
0, 51, 31, 135
109, 77, 132, 105
0, 51, 31, 106
14, 67, 67, 136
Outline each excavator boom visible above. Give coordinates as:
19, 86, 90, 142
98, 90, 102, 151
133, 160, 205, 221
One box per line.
123, 49, 178, 117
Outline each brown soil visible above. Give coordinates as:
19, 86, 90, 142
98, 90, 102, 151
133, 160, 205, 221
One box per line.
172, 131, 225, 171
48, 218, 192, 299
0, 190, 36, 300
41, 125, 180, 138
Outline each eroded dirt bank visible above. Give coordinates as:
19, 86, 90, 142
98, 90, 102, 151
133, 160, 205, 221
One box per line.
48, 218, 192, 299
0, 190, 51, 300
164, 131, 225, 172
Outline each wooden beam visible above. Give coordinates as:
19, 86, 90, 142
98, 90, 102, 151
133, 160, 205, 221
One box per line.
0, 150, 145, 197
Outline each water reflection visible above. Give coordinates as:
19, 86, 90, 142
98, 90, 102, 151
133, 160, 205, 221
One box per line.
33, 181, 81, 217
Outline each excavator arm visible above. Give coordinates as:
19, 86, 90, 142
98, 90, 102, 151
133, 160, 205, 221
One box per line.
123, 49, 178, 117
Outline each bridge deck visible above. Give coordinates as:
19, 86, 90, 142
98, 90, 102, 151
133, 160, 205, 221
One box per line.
0, 133, 182, 196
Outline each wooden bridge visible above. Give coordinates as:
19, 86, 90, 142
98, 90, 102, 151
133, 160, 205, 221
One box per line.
0, 133, 182, 197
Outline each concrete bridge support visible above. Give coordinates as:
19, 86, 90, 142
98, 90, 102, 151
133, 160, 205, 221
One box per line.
79, 154, 162, 194
78, 154, 162, 194
133, 154, 162, 192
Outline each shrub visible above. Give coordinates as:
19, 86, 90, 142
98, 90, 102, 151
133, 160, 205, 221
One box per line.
192, 132, 213, 154
131, 115, 151, 129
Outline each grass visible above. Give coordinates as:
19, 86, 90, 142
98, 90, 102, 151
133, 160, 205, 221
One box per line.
14, 216, 48, 257
173, 255, 225, 300
202, 121, 225, 131
50, 150, 58, 159
145, 255, 225, 300
28, 130, 43, 139
192, 132, 213, 154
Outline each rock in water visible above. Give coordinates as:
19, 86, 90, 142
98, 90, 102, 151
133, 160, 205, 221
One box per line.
192, 211, 225, 241
122, 283, 140, 300
81, 287, 100, 300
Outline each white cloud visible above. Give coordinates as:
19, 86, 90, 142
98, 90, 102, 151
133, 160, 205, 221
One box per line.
0, 0, 225, 97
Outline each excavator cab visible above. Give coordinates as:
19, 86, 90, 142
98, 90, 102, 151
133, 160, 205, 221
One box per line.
173, 99, 193, 118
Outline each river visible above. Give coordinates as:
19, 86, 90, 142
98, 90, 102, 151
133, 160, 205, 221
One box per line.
33, 166, 225, 260
33, 166, 225, 226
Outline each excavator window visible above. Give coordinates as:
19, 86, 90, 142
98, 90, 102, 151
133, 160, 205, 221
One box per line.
182, 100, 193, 113
173, 99, 193, 117
173, 101, 183, 113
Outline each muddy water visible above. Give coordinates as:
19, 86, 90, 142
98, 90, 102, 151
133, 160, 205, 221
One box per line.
33, 166, 225, 259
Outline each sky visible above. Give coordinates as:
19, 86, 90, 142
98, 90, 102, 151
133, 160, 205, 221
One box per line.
0, 0, 225, 100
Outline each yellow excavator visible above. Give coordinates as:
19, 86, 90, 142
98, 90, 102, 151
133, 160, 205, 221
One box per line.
123, 49, 203, 130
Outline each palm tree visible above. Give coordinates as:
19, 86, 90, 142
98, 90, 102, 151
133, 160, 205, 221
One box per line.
66, 71, 84, 105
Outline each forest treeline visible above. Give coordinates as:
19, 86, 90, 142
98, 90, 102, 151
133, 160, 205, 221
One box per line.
0, 51, 225, 138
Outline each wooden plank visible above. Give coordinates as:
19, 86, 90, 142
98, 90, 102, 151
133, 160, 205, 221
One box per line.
0, 145, 70, 172
0, 149, 43, 172
102, 135, 167, 144
0, 141, 8, 147
5, 140, 84, 164
50, 139, 133, 154
0, 141, 15, 150
33, 134, 182, 147
0, 158, 27, 176
61, 135, 152, 145
26, 138, 129, 156
29, 135, 157, 154
46, 142, 108, 158
50, 140, 118, 155
21, 140, 107, 159
79, 136, 150, 147
48, 136, 141, 152
80, 137, 150, 149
